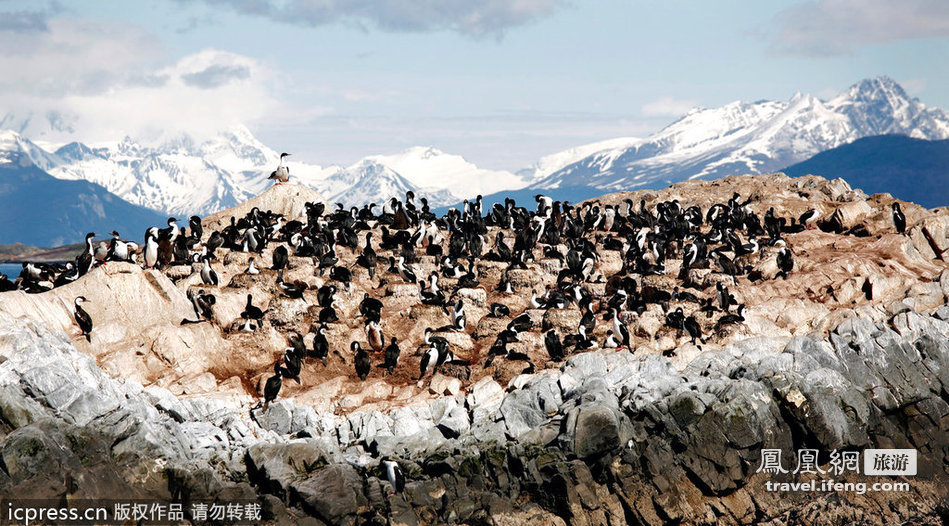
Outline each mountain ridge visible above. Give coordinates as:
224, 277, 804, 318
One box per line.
2, 76, 947, 218
525, 76, 949, 192
0, 151, 168, 247
783, 134, 949, 208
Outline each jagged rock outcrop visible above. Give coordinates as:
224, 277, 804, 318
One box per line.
0, 263, 232, 393
202, 183, 327, 232
1, 306, 947, 524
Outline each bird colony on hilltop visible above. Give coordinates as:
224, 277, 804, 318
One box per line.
3, 171, 948, 419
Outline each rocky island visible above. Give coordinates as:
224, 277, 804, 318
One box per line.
0, 174, 946, 525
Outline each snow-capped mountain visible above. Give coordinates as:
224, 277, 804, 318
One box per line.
364, 147, 533, 198
314, 148, 526, 210
517, 136, 642, 181
0, 130, 64, 173
0, 140, 168, 247
4, 76, 947, 217
5, 125, 522, 216
320, 160, 457, 210
528, 76, 949, 192
44, 126, 338, 217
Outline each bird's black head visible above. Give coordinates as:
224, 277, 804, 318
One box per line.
280, 152, 291, 158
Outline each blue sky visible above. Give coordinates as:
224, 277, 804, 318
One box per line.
1, 0, 947, 169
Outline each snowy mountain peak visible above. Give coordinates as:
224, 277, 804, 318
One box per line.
4, 76, 946, 216
353, 158, 396, 176
530, 77, 949, 193
364, 146, 530, 200
0, 129, 63, 171
318, 158, 456, 208
5, 121, 524, 215
413, 146, 443, 160
826, 76, 947, 139
843, 76, 908, 102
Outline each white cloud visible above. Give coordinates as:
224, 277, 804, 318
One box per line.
0, 18, 164, 98
769, 0, 949, 56
50, 50, 280, 144
0, 16, 284, 145
641, 96, 697, 117
181, 0, 565, 38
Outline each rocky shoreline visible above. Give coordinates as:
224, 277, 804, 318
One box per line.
1, 304, 946, 525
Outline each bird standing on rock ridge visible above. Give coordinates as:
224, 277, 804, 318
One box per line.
283, 347, 302, 384
611, 308, 630, 349
310, 324, 330, 366
183, 288, 216, 325
143, 228, 160, 269
245, 257, 261, 275
242, 294, 265, 324
74, 296, 92, 342
799, 209, 818, 230
367, 320, 385, 352
418, 344, 440, 380
684, 315, 705, 346
261, 362, 282, 409
545, 330, 565, 361
382, 459, 405, 496
106, 231, 130, 262
354, 342, 371, 380
776, 247, 794, 279
357, 232, 378, 279
892, 202, 906, 235
272, 245, 289, 271
269, 153, 291, 184
77, 232, 96, 276
200, 255, 218, 286
384, 337, 401, 374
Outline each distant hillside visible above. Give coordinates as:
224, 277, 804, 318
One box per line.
782, 135, 949, 208
0, 242, 40, 257
0, 243, 85, 263
0, 160, 168, 247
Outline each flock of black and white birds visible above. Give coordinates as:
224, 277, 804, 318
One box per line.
0, 158, 920, 497
0, 164, 917, 386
